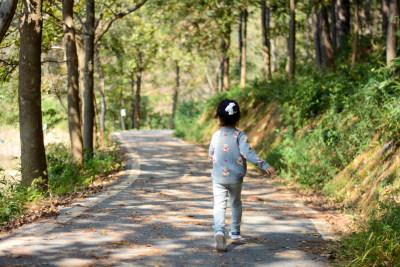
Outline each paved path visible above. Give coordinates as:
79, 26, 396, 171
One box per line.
0, 130, 332, 266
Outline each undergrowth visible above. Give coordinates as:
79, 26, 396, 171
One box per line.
174, 61, 400, 265
338, 191, 400, 266
0, 142, 123, 227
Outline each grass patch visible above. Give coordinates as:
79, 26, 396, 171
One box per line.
338, 195, 400, 266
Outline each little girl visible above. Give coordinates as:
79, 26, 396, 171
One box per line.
208, 99, 276, 252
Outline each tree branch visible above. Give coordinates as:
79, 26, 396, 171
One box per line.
94, 0, 148, 45
0, 0, 18, 44
43, 10, 64, 27
42, 59, 67, 64
49, 0, 86, 32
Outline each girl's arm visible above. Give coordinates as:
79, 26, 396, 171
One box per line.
238, 133, 270, 170
208, 133, 216, 162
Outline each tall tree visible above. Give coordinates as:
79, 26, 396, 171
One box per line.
333, 0, 350, 49
171, 61, 180, 129
18, 0, 48, 187
386, 0, 398, 65
221, 26, 231, 90
0, 0, 18, 44
320, 5, 335, 69
83, 0, 95, 155
331, 0, 336, 50
288, 0, 296, 77
261, 0, 272, 79
239, 7, 248, 88
63, 0, 83, 164
95, 52, 106, 134
312, 8, 322, 68
134, 52, 143, 129
351, 0, 360, 67
382, 0, 390, 36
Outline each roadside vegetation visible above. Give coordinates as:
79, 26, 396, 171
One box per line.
175, 60, 400, 265
0, 141, 123, 230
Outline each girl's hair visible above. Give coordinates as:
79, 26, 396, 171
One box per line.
215, 99, 241, 126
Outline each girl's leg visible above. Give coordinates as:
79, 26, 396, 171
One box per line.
228, 183, 243, 232
213, 183, 228, 231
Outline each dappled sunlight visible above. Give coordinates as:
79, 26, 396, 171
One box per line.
0, 130, 331, 266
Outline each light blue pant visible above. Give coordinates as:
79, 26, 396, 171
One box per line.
213, 183, 242, 232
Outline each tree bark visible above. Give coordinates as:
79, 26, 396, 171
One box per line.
171, 62, 180, 129
331, 0, 337, 50
351, 0, 360, 67
0, 0, 18, 44
221, 28, 230, 91
335, 0, 350, 49
386, 0, 398, 65
130, 72, 135, 129
238, 10, 242, 82
239, 7, 247, 88
382, 0, 390, 36
75, 34, 85, 132
134, 68, 142, 129
288, 0, 296, 77
63, 0, 83, 164
120, 90, 126, 131
95, 53, 106, 133
312, 8, 322, 68
320, 5, 335, 70
261, 0, 272, 79
83, 0, 95, 155
18, 0, 48, 188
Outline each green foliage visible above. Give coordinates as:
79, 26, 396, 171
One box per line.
147, 112, 171, 129
339, 195, 400, 266
0, 171, 41, 225
174, 100, 203, 139
0, 142, 123, 227
47, 143, 123, 195
176, 61, 399, 191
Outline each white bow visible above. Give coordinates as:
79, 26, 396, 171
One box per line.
225, 103, 236, 115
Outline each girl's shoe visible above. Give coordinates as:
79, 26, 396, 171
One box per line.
214, 231, 227, 252
229, 230, 241, 240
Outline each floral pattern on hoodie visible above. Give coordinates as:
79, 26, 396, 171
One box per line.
209, 127, 270, 184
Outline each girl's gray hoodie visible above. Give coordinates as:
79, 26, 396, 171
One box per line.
208, 127, 269, 184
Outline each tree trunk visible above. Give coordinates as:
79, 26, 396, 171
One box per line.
312, 8, 322, 69
239, 7, 247, 88
261, 0, 272, 79
171, 62, 180, 129
288, 0, 296, 77
0, 0, 18, 44
382, 0, 390, 36
215, 67, 220, 93
134, 69, 142, 129
331, 0, 337, 50
320, 5, 335, 70
386, 0, 398, 65
120, 90, 126, 131
351, 0, 360, 67
130, 73, 135, 129
306, 14, 311, 60
335, 0, 350, 49
95, 54, 106, 133
18, 0, 48, 188
63, 0, 83, 164
75, 34, 85, 132
238, 10, 242, 82
221, 25, 231, 91
83, 0, 95, 155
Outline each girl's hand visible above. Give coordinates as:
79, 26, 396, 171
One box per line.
265, 166, 276, 176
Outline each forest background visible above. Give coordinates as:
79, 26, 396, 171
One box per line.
0, 0, 400, 265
